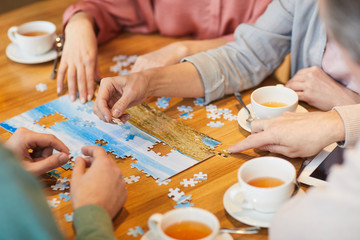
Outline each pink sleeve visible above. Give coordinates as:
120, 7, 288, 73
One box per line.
62, 0, 156, 44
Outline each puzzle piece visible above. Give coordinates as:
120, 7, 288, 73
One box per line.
174, 202, 194, 208
180, 112, 194, 120
127, 226, 144, 237
47, 198, 60, 208
168, 188, 185, 202
36, 83, 47, 92
47, 170, 61, 178
58, 177, 70, 182
124, 175, 140, 184
216, 150, 232, 158
64, 213, 73, 223
180, 178, 198, 187
201, 136, 221, 150
177, 105, 193, 112
95, 139, 108, 146
194, 172, 208, 181
206, 112, 222, 120
207, 121, 224, 127
156, 97, 171, 109
51, 182, 70, 191
155, 179, 171, 186
59, 192, 71, 202
206, 104, 217, 112
177, 194, 192, 204
193, 98, 204, 106
223, 113, 238, 121
217, 108, 232, 114
125, 134, 135, 141
61, 162, 73, 170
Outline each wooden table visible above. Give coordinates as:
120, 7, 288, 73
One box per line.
0, 1, 307, 239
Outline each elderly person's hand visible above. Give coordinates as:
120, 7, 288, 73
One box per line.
229, 110, 345, 158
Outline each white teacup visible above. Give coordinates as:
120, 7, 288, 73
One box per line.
229, 157, 295, 213
8, 21, 56, 56
251, 85, 298, 119
148, 207, 220, 240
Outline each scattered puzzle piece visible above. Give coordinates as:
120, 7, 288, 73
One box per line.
177, 105, 193, 112
177, 194, 192, 204
223, 113, 237, 121
47, 198, 60, 208
156, 179, 171, 186
207, 121, 224, 127
194, 172, 208, 181
59, 192, 71, 202
180, 178, 198, 187
127, 226, 144, 237
217, 108, 232, 114
206, 112, 222, 120
180, 112, 194, 120
36, 83, 47, 92
194, 98, 204, 106
168, 188, 185, 202
174, 202, 194, 208
206, 104, 217, 112
156, 97, 170, 109
124, 175, 140, 184
64, 213, 73, 222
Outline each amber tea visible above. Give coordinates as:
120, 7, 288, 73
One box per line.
247, 177, 284, 188
164, 220, 212, 240
261, 101, 287, 108
22, 31, 48, 37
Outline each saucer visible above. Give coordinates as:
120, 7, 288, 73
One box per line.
237, 104, 308, 132
141, 231, 233, 240
223, 183, 304, 228
6, 43, 57, 64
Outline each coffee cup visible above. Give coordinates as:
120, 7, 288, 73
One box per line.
229, 157, 295, 213
8, 21, 56, 56
251, 84, 298, 119
148, 207, 220, 240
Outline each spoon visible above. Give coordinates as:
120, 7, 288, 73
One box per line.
220, 226, 260, 234
234, 92, 254, 124
50, 34, 63, 80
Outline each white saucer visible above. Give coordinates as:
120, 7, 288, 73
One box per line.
223, 183, 304, 228
141, 231, 233, 240
237, 104, 308, 132
6, 43, 57, 64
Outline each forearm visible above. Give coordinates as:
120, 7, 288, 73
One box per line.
333, 104, 360, 147
145, 62, 205, 98
182, 38, 228, 57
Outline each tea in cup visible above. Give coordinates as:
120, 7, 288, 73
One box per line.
251, 85, 298, 119
148, 207, 220, 240
229, 156, 295, 213
8, 21, 56, 56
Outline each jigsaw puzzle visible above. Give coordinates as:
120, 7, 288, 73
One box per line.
0, 96, 220, 181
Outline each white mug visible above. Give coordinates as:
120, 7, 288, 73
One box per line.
251, 84, 298, 119
229, 157, 295, 213
8, 21, 56, 56
148, 207, 220, 240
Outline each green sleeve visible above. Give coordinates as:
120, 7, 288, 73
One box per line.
74, 204, 117, 240
0, 146, 63, 240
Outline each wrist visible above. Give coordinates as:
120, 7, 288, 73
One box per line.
65, 11, 95, 34
327, 110, 345, 143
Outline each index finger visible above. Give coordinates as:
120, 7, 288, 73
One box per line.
228, 131, 276, 153
94, 78, 115, 122
28, 132, 69, 154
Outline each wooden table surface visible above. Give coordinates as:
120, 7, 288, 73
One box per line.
0, 1, 309, 239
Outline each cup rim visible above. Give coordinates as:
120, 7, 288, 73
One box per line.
251, 85, 298, 109
17, 20, 56, 37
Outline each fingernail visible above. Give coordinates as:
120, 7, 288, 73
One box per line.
59, 153, 69, 164
70, 95, 75, 102
105, 115, 110, 122
81, 97, 86, 104
122, 114, 130, 122
112, 109, 120, 117
57, 88, 61, 94
87, 94, 92, 101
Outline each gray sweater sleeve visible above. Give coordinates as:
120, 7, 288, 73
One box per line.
182, 0, 294, 104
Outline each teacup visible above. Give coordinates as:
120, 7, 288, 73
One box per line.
8, 21, 56, 56
229, 157, 295, 213
148, 207, 220, 240
251, 84, 298, 119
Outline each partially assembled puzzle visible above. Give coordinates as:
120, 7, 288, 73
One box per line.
0, 96, 220, 181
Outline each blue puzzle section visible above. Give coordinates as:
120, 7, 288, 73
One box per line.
0, 96, 213, 181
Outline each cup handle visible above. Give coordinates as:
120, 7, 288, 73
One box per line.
8, 26, 18, 43
229, 187, 253, 210
148, 213, 163, 236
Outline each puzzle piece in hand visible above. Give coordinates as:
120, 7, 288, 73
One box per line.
180, 178, 198, 187
61, 162, 73, 170
59, 192, 71, 202
194, 98, 204, 106
223, 113, 237, 121
156, 97, 171, 109
64, 213, 73, 223
47, 198, 60, 208
207, 121, 224, 127
194, 172, 208, 181
156, 179, 171, 186
177, 105, 193, 112
206, 104, 217, 112
168, 188, 185, 202
124, 175, 140, 184
126, 134, 135, 141
180, 112, 194, 120
127, 226, 144, 237
36, 83, 48, 92
174, 202, 194, 208
51, 182, 70, 191
206, 112, 222, 120
47, 170, 61, 178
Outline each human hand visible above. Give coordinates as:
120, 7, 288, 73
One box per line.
93, 72, 149, 123
57, 11, 100, 104
5, 127, 70, 175
228, 110, 345, 158
286, 66, 360, 111
70, 146, 127, 219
